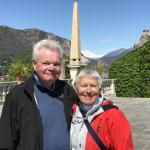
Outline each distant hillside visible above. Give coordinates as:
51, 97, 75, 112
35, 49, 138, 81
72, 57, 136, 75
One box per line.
97, 29, 150, 70
81, 50, 103, 59
1, 25, 149, 76
0, 25, 97, 75
97, 48, 133, 70
0, 25, 70, 63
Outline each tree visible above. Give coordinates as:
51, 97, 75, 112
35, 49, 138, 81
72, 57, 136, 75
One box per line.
86, 63, 106, 77
8, 50, 32, 81
9, 62, 31, 81
63, 54, 70, 79
94, 64, 107, 76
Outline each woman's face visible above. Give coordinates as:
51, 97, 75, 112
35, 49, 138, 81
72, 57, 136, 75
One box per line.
75, 76, 101, 106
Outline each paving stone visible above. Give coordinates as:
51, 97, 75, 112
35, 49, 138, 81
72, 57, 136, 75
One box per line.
0, 97, 150, 149
109, 97, 150, 150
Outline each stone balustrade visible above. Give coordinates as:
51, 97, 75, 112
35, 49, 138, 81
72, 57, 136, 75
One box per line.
102, 79, 116, 97
0, 81, 23, 102
0, 79, 116, 102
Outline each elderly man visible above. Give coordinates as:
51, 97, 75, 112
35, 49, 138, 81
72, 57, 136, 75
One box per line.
0, 39, 77, 150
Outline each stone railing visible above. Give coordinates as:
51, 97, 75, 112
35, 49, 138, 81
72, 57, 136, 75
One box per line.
0, 79, 116, 117
0, 81, 23, 102
102, 79, 116, 97
0, 79, 116, 102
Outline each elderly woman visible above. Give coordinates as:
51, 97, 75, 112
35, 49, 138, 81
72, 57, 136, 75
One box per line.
70, 68, 134, 150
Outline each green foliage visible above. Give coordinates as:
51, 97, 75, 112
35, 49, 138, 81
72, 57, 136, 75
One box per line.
109, 41, 150, 97
8, 50, 32, 81
0, 53, 11, 75
94, 64, 106, 75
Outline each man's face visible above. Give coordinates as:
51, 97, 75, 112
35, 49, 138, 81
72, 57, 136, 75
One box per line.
32, 47, 61, 86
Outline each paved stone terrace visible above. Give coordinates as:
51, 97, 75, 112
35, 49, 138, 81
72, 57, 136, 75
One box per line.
108, 97, 150, 150
0, 97, 150, 149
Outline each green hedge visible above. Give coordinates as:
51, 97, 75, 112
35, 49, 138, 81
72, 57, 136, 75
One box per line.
109, 41, 150, 97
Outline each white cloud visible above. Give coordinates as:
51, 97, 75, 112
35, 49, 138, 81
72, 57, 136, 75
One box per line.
100, 37, 112, 43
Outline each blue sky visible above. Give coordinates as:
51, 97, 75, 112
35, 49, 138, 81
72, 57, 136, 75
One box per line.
0, 0, 150, 55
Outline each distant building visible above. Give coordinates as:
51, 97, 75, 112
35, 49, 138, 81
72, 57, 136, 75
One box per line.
133, 29, 150, 48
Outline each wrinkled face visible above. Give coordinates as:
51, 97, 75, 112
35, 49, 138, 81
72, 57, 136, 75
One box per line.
75, 76, 101, 106
32, 47, 61, 86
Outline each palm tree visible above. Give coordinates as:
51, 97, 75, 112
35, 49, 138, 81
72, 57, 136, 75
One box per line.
9, 62, 31, 81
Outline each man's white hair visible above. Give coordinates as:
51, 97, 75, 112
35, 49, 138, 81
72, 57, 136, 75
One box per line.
32, 39, 63, 61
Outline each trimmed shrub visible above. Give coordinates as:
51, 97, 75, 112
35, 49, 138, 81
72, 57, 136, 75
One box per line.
109, 41, 150, 97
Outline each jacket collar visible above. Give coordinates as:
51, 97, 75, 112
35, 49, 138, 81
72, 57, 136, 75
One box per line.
22, 77, 35, 100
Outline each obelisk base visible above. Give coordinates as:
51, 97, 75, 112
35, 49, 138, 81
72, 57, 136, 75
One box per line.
68, 65, 81, 83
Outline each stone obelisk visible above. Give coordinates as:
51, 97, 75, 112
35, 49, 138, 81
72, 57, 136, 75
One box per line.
69, 0, 82, 81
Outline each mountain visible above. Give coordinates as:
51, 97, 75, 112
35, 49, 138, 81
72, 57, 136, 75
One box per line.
80, 48, 134, 71
81, 50, 103, 59
97, 48, 133, 70
0, 25, 70, 63
1, 25, 147, 74
0, 25, 101, 70
81, 48, 133, 70
97, 29, 150, 70
84, 29, 150, 70
81, 53, 97, 65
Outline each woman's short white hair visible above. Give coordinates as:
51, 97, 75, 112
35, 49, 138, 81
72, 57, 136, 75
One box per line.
75, 68, 102, 87
32, 39, 63, 61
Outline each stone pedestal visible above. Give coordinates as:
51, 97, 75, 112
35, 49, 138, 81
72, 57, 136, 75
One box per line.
102, 79, 116, 97
110, 79, 116, 97
68, 65, 80, 83
59, 61, 65, 79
